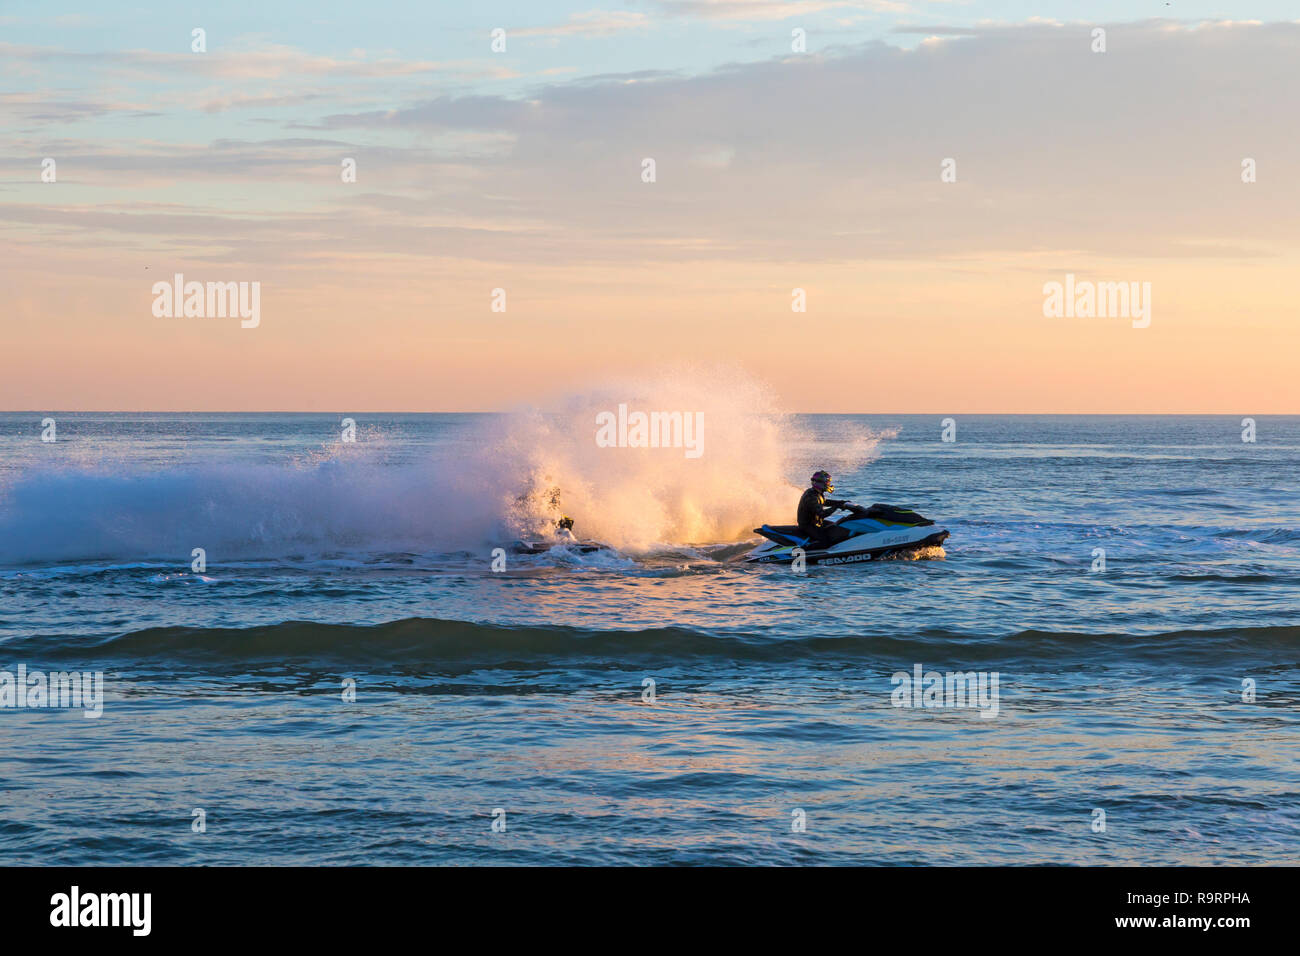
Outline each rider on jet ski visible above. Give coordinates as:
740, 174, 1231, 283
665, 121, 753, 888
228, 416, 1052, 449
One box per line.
798, 470, 853, 548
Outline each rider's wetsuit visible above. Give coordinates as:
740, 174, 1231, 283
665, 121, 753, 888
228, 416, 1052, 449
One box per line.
797, 488, 851, 548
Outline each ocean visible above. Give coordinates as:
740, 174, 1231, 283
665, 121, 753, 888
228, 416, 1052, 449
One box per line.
1, 410, 1297, 865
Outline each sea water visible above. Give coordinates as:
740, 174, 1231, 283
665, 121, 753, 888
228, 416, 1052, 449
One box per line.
1, 409, 1297, 864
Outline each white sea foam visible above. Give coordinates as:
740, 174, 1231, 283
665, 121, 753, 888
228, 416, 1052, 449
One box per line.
0, 368, 890, 564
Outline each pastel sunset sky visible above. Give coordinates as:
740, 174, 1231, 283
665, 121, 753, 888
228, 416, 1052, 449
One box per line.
4, 1, 1298, 412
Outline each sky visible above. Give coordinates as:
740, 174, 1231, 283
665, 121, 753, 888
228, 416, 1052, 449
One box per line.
3, 1, 1299, 412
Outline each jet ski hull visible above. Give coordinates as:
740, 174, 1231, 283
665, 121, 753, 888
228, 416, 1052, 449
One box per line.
512, 540, 606, 555
745, 528, 948, 565
744, 503, 950, 566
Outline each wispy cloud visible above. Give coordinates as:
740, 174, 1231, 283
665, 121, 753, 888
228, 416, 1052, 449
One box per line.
11, 20, 1299, 269
0, 41, 517, 82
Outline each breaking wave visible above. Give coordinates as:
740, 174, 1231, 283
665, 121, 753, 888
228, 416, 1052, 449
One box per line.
8, 618, 1300, 670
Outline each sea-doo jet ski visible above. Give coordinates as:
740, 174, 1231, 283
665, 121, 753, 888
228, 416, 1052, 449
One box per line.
745, 502, 949, 566
511, 539, 606, 555
511, 514, 609, 555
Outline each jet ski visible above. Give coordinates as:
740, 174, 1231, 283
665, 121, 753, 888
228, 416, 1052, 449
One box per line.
511, 539, 606, 555
745, 502, 949, 566
511, 515, 608, 555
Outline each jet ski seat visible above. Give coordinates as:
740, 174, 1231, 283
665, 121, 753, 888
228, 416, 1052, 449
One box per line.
761, 524, 804, 536
753, 524, 809, 546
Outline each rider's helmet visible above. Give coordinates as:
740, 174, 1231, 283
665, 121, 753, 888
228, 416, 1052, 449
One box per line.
810, 470, 834, 494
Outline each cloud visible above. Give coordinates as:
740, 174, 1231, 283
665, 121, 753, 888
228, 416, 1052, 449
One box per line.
0, 41, 515, 82
0, 90, 159, 124
8, 20, 1300, 270
291, 20, 1300, 262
